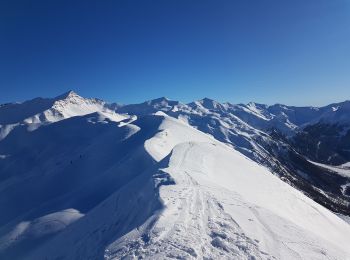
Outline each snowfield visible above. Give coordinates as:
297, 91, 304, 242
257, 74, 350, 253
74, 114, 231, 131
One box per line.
309, 160, 350, 178
105, 116, 350, 260
1, 92, 350, 259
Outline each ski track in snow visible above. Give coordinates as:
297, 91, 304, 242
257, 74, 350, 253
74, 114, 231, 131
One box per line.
106, 144, 270, 260
105, 141, 350, 260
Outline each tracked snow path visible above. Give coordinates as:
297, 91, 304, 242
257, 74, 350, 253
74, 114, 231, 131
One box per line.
106, 144, 269, 259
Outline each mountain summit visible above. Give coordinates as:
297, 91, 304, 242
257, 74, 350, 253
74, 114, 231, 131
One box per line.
0, 91, 123, 140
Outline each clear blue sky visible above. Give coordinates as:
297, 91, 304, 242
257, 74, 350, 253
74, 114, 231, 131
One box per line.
1, 0, 349, 106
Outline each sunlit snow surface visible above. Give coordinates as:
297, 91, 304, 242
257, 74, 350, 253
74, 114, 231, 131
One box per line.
0, 93, 350, 259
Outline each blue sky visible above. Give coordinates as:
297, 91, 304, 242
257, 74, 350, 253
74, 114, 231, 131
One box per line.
1, 0, 349, 106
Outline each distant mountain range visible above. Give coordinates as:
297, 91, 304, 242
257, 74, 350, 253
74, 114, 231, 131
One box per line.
0, 91, 349, 259
117, 94, 350, 215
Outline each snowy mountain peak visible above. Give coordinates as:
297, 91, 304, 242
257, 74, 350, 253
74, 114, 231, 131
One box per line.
187, 97, 225, 111
56, 90, 78, 99
45, 91, 116, 123
200, 97, 220, 108
117, 97, 183, 115
66, 90, 78, 97
0, 91, 122, 140
246, 102, 268, 110
144, 97, 177, 107
148, 96, 169, 103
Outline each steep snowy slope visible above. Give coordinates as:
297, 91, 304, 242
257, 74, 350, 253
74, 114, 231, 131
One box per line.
0, 110, 349, 259
105, 115, 350, 260
108, 142, 350, 259
0, 111, 154, 259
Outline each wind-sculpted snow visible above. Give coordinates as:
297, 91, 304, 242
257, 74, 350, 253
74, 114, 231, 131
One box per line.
0, 112, 163, 259
1, 92, 350, 259
0, 209, 84, 252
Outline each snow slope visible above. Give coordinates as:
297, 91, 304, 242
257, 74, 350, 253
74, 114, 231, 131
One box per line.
1, 113, 345, 259
1, 93, 350, 259
0, 111, 151, 259
309, 160, 350, 179
105, 116, 350, 260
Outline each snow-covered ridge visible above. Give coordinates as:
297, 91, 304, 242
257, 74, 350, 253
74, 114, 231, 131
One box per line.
116, 96, 350, 137
1, 91, 350, 259
2, 91, 349, 134
4, 114, 347, 259
25, 90, 120, 123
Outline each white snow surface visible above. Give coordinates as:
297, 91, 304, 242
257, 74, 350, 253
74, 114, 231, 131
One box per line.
105, 117, 350, 259
11, 114, 348, 260
1, 93, 350, 259
0, 209, 84, 252
0, 91, 127, 140
309, 160, 350, 178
